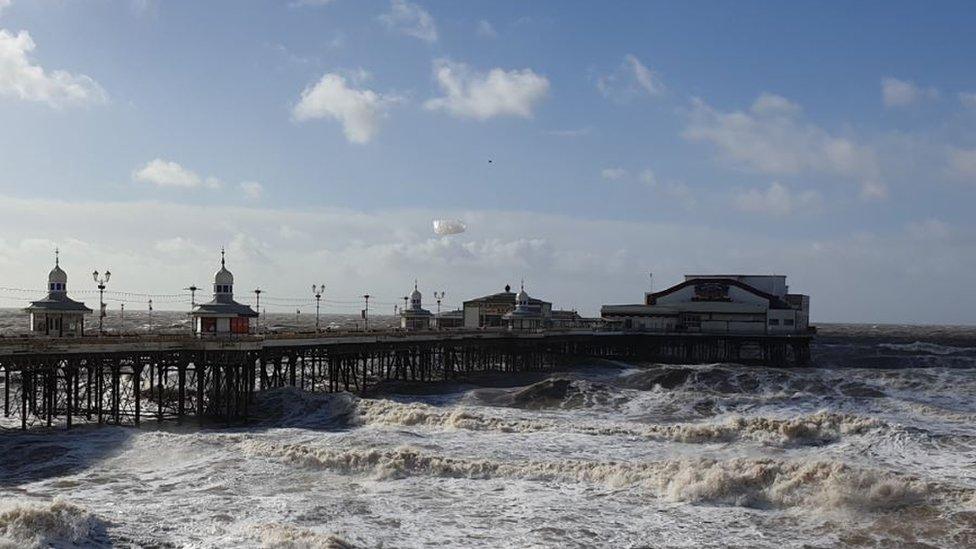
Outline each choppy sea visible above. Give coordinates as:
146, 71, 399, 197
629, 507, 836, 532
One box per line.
1, 313, 975, 547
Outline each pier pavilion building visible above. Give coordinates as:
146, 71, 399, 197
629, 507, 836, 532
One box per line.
400, 282, 432, 331
24, 252, 92, 337
503, 285, 544, 331
190, 251, 258, 335
463, 284, 552, 329
601, 274, 810, 335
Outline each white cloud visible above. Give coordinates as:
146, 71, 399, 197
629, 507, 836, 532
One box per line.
134, 159, 205, 188
881, 77, 938, 108
293, 72, 398, 144
0, 0, 11, 17
0, 29, 107, 107
476, 19, 497, 38
959, 92, 976, 110
133, 159, 229, 190
601, 167, 628, 181
683, 93, 885, 199
596, 54, 664, 102
733, 182, 821, 217
424, 59, 549, 121
240, 181, 263, 200
379, 0, 437, 43
947, 147, 976, 181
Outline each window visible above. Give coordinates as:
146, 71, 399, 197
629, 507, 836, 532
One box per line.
768, 319, 780, 326
784, 319, 795, 326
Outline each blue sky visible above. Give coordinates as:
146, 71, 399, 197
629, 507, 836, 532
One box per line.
1, 0, 976, 323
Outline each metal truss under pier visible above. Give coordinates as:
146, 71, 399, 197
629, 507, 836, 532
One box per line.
0, 331, 811, 430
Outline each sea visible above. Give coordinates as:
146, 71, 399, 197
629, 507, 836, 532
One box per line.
1, 310, 975, 548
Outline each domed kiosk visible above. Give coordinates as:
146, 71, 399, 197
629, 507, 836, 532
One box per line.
503, 282, 544, 331
25, 250, 92, 337
190, 250, 258, 335
400, 280, 432, 331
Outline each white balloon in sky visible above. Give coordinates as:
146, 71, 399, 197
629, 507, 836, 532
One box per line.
432, 219, 467, 236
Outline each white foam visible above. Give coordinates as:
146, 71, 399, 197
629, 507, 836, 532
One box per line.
0, 499, 103, 548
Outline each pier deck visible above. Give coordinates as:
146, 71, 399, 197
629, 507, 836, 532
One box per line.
0, 330, 811, 430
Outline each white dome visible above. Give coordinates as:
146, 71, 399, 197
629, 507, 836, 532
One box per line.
411, 288, 422, 300
48, 265, 67, 285
516, 288, 529, 304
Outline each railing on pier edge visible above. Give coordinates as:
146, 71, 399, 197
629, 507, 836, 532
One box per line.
0, 329, 812, 430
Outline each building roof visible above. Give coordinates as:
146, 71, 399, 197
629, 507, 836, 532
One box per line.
25, 293, 92, 313
192, 299, 258, 317
648, 277, 791, 309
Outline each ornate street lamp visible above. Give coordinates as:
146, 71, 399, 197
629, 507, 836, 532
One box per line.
92, 269, 111, 335
434, 291, 446, 330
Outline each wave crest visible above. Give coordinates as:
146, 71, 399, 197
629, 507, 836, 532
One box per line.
239, 441, 935, 511
0, 499, 105, 549
251, 524, 359, 549
356, 399, 883, 445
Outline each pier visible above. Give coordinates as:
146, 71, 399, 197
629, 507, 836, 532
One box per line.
0, 330, 811, 430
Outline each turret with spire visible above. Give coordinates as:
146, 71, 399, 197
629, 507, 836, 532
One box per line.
25, 248, 92, 337
190, 249, 258, 335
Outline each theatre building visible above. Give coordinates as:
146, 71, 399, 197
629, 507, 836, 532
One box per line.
190, 251, 258, 335
601, 274, 810, 335
25, 252, 92, 337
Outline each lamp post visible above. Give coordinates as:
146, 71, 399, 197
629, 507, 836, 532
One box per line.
120, 302, 125, 333
185, 285, 199, 308
92, 270, 111, 335
253, 288, 262, 333
184, 285, 198, 334
434, 291, 445, 329
312, 284, 325, 332
148, 299, 153, 334
362, 294, 370, 331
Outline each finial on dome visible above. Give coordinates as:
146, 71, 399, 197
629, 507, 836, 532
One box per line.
55, 247, 59, 267
520, 279, 524, 291
414, 279, 418, 291
221, 247, 225, 267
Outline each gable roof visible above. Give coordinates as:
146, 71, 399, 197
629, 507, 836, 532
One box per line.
647, 278, 791, 309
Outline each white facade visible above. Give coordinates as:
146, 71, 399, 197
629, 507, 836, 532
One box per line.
603, 274, 810, 335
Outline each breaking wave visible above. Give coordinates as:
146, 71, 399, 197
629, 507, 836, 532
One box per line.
355, 398, 885, 445
0, 499, 106, 549
250, 524, 359, 549
239, 441, 941, 511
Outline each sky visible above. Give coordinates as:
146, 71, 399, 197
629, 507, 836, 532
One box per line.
1, 0, 976, 323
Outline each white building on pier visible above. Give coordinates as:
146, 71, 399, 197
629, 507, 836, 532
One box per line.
190, 250, 258, 335
25, 251, 92, 337
400, 281, 432, 331
601, 274, 810, 335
